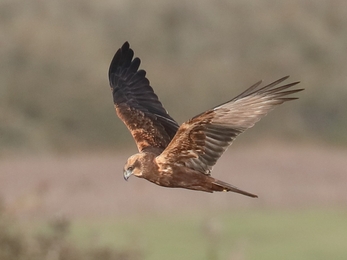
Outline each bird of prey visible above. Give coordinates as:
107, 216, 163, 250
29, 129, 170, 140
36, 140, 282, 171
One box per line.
108, 41, 303, 198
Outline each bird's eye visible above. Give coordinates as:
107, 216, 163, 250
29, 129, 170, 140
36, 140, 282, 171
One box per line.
127, 166, 133, 171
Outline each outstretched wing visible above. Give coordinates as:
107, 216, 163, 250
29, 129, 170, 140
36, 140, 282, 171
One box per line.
156, 76, 303, 174
109, 42, 179, 152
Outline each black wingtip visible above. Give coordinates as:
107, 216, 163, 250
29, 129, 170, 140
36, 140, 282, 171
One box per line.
120, 41, 130, 54
123, 41, 129, 48
108, 41, 133, 80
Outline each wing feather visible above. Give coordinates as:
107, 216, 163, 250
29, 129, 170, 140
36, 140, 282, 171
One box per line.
156, 77, 303, 175
109, 42, 179, 152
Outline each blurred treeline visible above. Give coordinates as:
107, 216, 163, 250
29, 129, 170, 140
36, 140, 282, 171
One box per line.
1, 0, 347, 154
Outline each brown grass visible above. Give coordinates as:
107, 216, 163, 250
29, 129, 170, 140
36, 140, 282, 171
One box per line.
1, 143, 346, 220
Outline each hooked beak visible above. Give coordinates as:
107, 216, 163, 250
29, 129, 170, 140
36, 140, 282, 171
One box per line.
123, 169, 132, 181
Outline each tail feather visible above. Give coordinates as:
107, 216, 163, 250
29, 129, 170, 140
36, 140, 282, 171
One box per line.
212, 178, 258, 198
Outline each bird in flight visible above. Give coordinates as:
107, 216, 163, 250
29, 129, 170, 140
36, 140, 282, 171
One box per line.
108, 42, 303, 198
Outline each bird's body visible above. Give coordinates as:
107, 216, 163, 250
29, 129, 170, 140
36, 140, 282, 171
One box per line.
125, 151, 256, 196
108, 42, 303, 198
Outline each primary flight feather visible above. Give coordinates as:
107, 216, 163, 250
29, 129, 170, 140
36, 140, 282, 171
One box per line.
108, 41, 303, 198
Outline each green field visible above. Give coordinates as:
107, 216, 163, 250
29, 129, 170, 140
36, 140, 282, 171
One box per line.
30, 208, 347, 260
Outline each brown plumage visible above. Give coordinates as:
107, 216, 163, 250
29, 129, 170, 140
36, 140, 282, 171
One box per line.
108, 42, 303, 198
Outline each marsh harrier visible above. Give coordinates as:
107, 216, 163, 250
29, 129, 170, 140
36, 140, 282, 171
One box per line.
108, 42, 302, 198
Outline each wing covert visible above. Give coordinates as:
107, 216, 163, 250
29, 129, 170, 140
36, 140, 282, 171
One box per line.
156, 76, 303, 175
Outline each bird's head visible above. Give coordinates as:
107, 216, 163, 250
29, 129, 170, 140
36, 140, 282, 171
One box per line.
123, 153, 144, 181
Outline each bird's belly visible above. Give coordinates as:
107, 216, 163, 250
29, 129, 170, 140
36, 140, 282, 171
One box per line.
147, 170, 207, 190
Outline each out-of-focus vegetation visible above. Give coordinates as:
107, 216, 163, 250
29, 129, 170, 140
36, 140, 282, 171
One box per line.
0, 202, 142, 260
16, 209, 347, 260
1, 2, 346, 259
1, 0, 347, 154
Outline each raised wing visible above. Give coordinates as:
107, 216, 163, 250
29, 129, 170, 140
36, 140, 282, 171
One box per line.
156, 76, 303, 174
109, 42, 179, 152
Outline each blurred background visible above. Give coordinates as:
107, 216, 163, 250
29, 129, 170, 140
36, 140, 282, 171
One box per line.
1, 0, 346, 259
